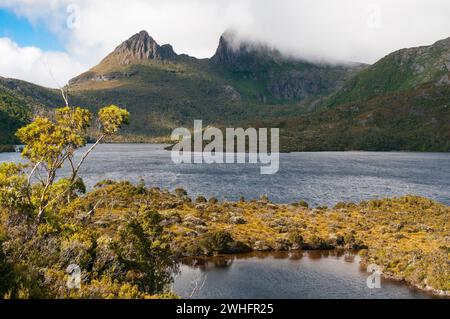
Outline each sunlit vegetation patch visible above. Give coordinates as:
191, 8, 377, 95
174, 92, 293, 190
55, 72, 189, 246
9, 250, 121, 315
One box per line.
89, 188, 449, 295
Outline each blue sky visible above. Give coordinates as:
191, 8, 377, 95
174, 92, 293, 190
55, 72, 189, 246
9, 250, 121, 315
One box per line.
0, 8, 63, 51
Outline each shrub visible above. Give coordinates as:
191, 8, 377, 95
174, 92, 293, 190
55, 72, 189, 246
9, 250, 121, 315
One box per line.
288, 231, 304, 247
208, 197, 218, 204
111, 207, 176, 294
202, 230, 234, 254
298, 200, 309, 208
195, 196, 207, 203
174, 188, 187, 197
334, 202, 347, 209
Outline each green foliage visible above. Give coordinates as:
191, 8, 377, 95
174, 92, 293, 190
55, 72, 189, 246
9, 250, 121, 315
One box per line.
0, 83, 32, 147
0, 103, 180, 299
195, 196, 207, 203
17, 116, 75, 169
208, 197, 218, 204
288, 231, 304, 247
298, 200, 309, 208
14, 105, 129, 220
0, 239, 16, 298
98, 105, 130, 135
201, 230, 234, 254
174, 188, 187, 197
0, 163, 29, 211
327, 42, 450, 107
280, 84, 450, 152
2, 166, 448, 297
112, 208, 175, 293
0, 182, 177, 299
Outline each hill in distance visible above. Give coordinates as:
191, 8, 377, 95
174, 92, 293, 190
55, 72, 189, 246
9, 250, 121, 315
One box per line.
0, 76, 62, 150
327, 37, 450, 106
281, 37, 450, 151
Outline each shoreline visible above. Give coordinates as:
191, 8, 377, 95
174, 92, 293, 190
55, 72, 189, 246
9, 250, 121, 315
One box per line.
178, 249, 449, 298
1, 177, 449, 298
3, 141, 450, 154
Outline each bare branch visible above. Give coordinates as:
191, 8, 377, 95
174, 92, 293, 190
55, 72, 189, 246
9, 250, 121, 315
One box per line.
60, 85, 70, 108
27, 161, 42, 187
40, 134, 105, 216
87, 196, 104, 217
188, 272, 207, 299
72, 134, 105, 181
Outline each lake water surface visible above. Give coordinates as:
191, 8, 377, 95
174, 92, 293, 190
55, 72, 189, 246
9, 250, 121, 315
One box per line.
2, 144, 448, 299
173, 251, 435, 299
1, 144, 448, 206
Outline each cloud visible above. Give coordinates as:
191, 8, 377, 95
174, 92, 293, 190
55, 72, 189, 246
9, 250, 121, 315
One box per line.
0, 0, 450, 87
0, 37, 85, 87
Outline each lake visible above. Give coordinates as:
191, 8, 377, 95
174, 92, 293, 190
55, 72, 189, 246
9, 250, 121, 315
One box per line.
172, 251, 435, 299
1, 144, 448, 206
1, 144, 448, 299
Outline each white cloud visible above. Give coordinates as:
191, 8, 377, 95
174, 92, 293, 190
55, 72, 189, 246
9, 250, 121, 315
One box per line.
0, 37, 85, 87
0, 0, 450, 87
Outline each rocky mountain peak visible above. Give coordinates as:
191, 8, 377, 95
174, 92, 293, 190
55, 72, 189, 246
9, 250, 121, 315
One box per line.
109, 30, 177, 64
211, 31, 283, 67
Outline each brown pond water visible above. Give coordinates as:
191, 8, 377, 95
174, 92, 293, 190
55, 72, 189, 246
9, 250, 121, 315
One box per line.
173, 250, 439, 299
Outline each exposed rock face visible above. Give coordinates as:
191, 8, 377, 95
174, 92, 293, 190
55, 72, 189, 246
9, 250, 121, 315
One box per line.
211, 31, 364, 101
223, 85, 241, 101
436, 74, 450, 86
211, 32, 283, 69
111, 30, 177, 65
266, 68, 338, 101
70, 31, 178, 85
433, 37, 450, 49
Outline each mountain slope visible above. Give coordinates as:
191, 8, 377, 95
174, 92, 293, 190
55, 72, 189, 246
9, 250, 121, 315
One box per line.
278, 38, 450, 151
280, 83, 450, 151
67, 30, 363, 139
327, 37, 450, 107
0, 79, 39, 149
1, 32, 449, 152
209, 31, 366, 102
0, 77, 64, 150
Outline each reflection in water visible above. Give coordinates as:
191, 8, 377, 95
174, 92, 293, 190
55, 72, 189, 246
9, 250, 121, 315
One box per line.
173, 250, 435, 299
182, 250, 361, 271
182, 257, 234, 271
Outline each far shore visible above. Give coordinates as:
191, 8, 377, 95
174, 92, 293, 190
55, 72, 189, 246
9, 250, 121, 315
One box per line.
3, 141, 450, 154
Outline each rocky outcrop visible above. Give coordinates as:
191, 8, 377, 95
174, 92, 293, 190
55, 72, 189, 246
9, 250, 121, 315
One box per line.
109, 30, 177, 64
70, 31, 178, 85
211, 32, 283, 68
211, 31, 364, 101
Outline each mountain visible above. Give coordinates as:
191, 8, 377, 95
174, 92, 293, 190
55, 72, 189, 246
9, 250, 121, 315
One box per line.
210, 31, 366, 102
327, 37, 450, 106
72, 30, 364, 102
65, 30, 363, 140
0, 77, 61, 150
0, 31, 448, 152
279, 38, 450, 151
279, 83, 450, 151
70, 31, 179, 85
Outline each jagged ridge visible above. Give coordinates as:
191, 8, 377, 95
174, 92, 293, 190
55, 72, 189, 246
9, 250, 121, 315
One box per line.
109, 30, 177, 64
